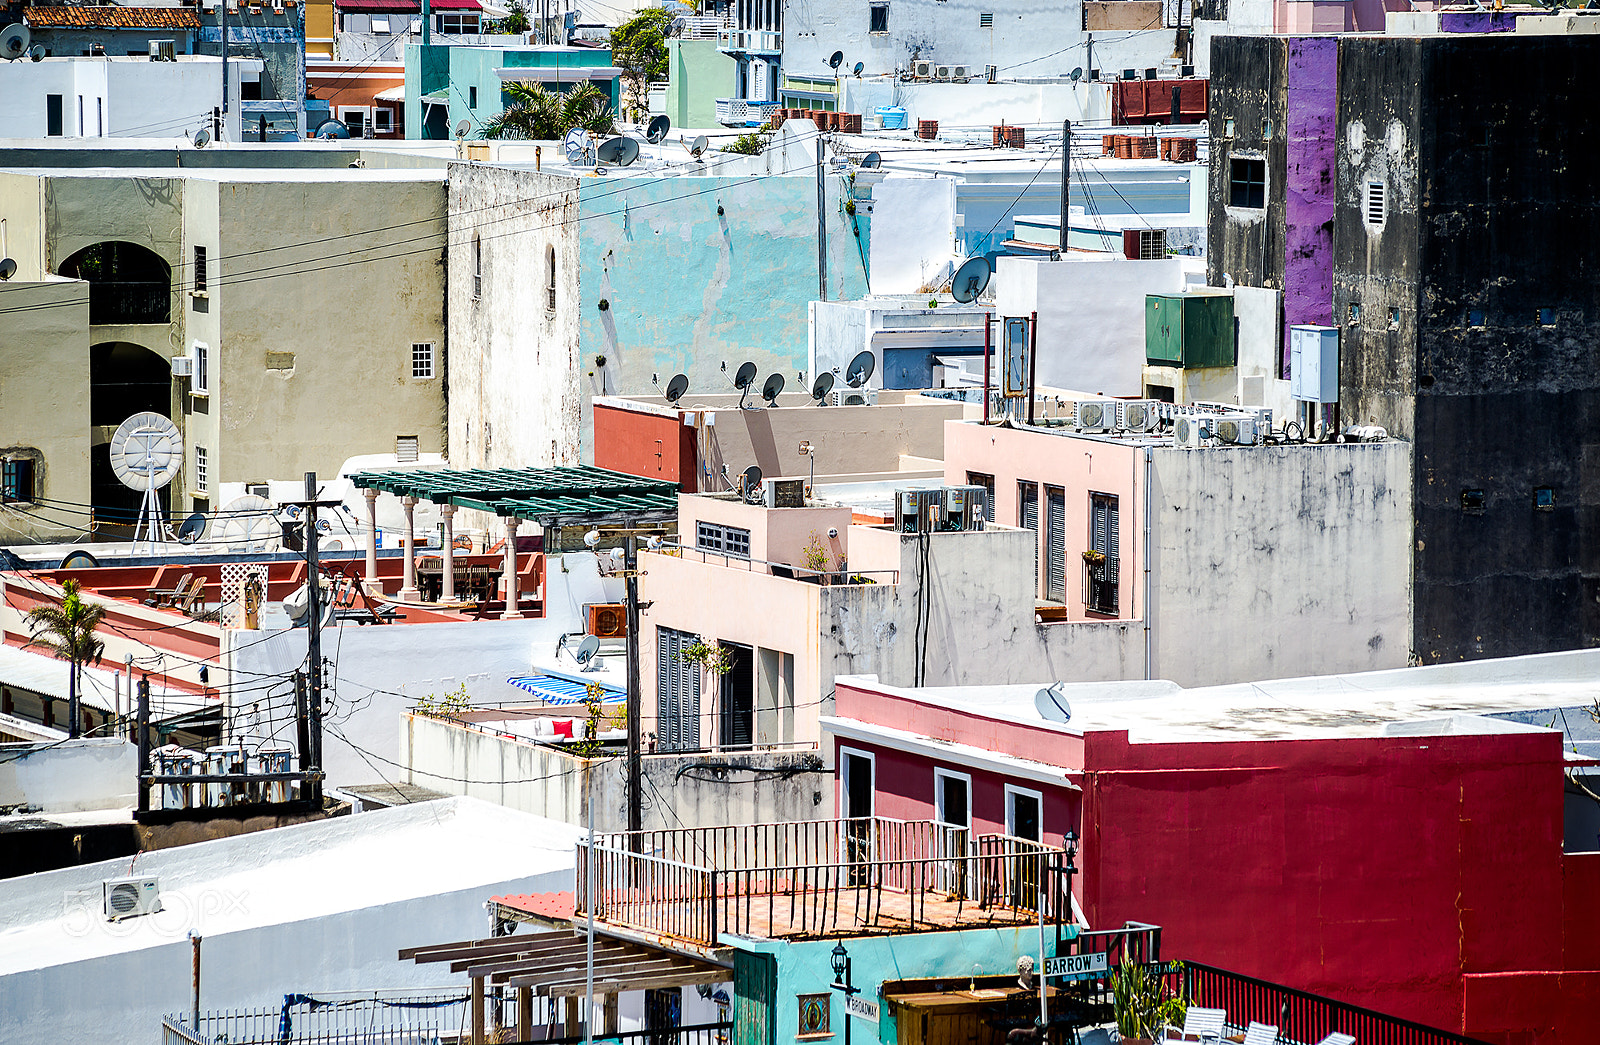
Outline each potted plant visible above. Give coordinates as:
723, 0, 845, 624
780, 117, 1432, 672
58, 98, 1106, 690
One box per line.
1082, 549, 1107, 568
1111, 958, 1186, 1043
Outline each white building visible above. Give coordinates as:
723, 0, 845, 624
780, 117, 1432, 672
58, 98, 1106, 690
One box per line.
0, 56, 259, 141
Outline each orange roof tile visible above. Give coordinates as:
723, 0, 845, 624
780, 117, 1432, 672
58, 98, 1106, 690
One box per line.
25, 7, 203, 29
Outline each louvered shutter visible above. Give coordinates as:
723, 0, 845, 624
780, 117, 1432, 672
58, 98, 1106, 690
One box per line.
1045, 487, 1066, 603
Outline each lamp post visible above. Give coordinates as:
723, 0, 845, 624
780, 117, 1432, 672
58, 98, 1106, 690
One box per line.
1055, 829, 1080, 953
830, 942, 857, 1045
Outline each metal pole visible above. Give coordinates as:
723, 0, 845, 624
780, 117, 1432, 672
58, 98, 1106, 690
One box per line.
190, 931, 202, 1032
1027, 310, 1039, 425
304, 472, 324, 808
123, 653, 133, 738
1037, 856, 1048, 1030
136, 675, 151, 814
982, 317, 991, 423
1058, 119, 1071, 253
816, 137, 829, 302
219, 0, 228, 141
1171, 84, 1181, 128
294, 670, 311, 799
585, 759, 596, 1045
624, 534, 643, 848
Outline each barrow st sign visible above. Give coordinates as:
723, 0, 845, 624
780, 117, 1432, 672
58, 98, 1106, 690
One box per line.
1044, 953, 1109, 979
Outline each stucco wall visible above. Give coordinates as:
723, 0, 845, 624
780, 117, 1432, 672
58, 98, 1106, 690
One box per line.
866, 175, 958, 295
667, 39, 735, 129
0, 737, 135, 813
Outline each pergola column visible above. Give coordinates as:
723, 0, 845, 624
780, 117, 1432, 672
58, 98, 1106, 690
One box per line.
470, 975, 485, 1045
440, 504, 457, 602
517, 986, 534, 1041
399, 496, 420, 600
502, 517, 523, 619
363, 488, 380, 587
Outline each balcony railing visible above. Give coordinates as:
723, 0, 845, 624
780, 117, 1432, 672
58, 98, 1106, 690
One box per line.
715, 98, 780, 127
575, 817, 1067, 950
163, 989, 471, 1045
1082, 555, 1119, 615
681, 14, 733, 38
657, 541, 899, 586
89, 281, 170, 325
719, 28, 781, 53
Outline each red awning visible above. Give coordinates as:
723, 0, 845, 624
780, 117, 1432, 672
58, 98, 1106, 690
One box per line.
336, 0, 481, 10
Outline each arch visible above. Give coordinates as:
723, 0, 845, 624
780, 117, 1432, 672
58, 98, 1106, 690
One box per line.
90, 342, 172, 533
57, 241, 172, 324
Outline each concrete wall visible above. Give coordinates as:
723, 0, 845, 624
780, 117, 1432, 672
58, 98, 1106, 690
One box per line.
866, 174, 958, 295
840, 78, 1116, 132
666, 39, 735, 129
0, 738, 135, 812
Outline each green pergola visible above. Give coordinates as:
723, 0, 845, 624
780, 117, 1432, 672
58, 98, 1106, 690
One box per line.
348, 466, 679, 527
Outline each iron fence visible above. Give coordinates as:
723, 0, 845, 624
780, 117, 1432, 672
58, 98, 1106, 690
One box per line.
163, 990, 471, 1045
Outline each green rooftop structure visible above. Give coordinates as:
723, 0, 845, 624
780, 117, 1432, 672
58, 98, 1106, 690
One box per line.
348, 465, 678, 527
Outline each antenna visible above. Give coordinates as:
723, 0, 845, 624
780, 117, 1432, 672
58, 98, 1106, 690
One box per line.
738, 465, 763, 503
950, 256, 992, 304
853, 61, 864, 76
313, 118, 350, 140
810, 371, 835, 405
108, 412, 183, 553
828, 50, 844, 70
860, 151, 881, 169
455, 118, 471, 139
646, 114, 671, 144
597, 136, 640, 166
0, 258, 16, 281
192, 128, 211, 149
665, 373, 689, 406
688, 135, 709, 160
1034, 682, 1071, 724
0, 24, 31, 61
575, 634, 603, 670
216, 494, 281, 552
761, 373, 785, 407
845, 349, 875, 388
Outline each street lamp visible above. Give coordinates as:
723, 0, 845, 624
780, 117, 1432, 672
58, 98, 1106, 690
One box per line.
829, 942, 858, 1045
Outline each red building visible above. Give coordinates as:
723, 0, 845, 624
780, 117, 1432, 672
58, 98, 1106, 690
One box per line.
825, 658, 1600, 1044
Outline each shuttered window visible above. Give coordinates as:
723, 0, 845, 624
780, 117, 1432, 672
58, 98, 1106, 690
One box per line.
1087, 493, 1120, 614
1019, 481, 1040, 595
657, 627, 702, 753
1044, 485, 1066, 603
965, 472, 996, 522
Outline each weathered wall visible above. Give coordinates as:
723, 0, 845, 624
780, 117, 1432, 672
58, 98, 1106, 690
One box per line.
1206, 35, 1287, 291
1150, 440, 1412, 684
1280, 36, 1337, 369
0, 738, 134, 813
666, 39, 735, 130
866, 174, 958, 295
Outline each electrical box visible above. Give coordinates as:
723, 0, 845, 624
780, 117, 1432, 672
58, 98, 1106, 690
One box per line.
1145, 293, 1234, 369
1290, 325, 1340, 403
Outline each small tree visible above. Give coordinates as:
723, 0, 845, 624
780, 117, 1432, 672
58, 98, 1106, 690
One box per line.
24, 579, 107, 739
490, 0, 531, 34
610, 8, 673, 121
722, 129, 771, 156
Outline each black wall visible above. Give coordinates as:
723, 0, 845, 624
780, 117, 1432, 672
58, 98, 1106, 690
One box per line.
1206, 35, 1289, 292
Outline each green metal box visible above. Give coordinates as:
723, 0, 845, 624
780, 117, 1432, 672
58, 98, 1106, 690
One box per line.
1145, 293, 1235, 368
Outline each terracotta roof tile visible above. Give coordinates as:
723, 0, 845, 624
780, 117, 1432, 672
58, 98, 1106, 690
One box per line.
25, 7, 203, 29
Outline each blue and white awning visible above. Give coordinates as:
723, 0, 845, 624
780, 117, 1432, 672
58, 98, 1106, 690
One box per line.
506, 674, 624, 705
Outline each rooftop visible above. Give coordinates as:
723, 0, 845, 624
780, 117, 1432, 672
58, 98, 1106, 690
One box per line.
24, 6, 202, 28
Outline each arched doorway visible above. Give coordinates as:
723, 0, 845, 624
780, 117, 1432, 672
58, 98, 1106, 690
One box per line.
90, 342, 172, 534
58, 241, 172, 325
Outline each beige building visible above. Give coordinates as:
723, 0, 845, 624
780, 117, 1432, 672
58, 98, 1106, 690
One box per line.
0, 164, 447, 541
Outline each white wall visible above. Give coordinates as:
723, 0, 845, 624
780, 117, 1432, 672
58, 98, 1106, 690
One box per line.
840, 79, 1115, 130
0, 738, 134, 812
0, 58, 249, 140
1232, 284, 1295, 421
997, 254, 1193, 397
867, 174, 959, 294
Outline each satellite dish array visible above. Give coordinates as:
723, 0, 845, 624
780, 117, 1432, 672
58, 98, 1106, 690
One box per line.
1, 23, 43, 62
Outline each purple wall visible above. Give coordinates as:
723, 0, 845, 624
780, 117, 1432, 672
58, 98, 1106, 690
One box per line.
1281, 36, 1338, 378
1439, 11, 1518, 32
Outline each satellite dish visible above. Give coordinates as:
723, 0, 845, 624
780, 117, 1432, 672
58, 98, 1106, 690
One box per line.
811, 371, 835, 404
845, 349, 875, 388
0, 258, 16, 281
950, 256, 992, 304
59, 550, 101, 571
564, 127, 588, 163
733, 361, 758, 391
192, 128, 211, 149
215, 495, 281, 552
574, 634, 602, 666
761, 373, 785, 406
664, 373, 689, 405
455, 118, 471, 139
828, 50, 844, 70
853, 61, 864, 76
738, 465, 763, 502
314, 118, 350, 140
1035, 682, 1072, 724
688, 135, 708, 159
596, 136, 640, 166
646, 114, 671, 144
860, 151, 881, 169
176, 512, 208, 544
110, 413, 182, 492
1070, 67, 1084, 82
28, 44, 43, 62
1, 24, 30, 61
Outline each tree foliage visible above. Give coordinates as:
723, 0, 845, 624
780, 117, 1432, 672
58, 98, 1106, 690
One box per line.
610, 8, 673, 119
488, 0, 530, 34
722, 129, 771, 155
479, 82, 616, 140
24, 579, 107, 739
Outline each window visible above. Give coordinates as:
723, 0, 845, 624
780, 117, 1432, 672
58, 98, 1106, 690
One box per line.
46, 94, 63, 137
97, 97, 103, 137
1005, 785, 1042, 842
1261, 118, 1272, 141
194, 446, 208, 494
696, 521, 751, 558
979, 11, 993, 26
1537, 308, 1556, 326
78, 94, 84, 136
1534, 486, 1555, 512
372, 14, 391, 32
1223, 116, 1235, 137
869, 3, 888, 32
1044, 485, 1066, 603
1086, 493, 1119, 615
241, 79, 263, 101
469, 86, 478, 108
440, 12, 479, 33
657, 627, 704, 753
1388, 307, 1400, 328
1461, 488, 1486, 513
191, 340, 209, 394
934, 768, 971, 831
546, 246, 557, 312
472, 235, 483, 299
965, 471, 995, 522
1018, 481, 1039, 532
2, 458, 37, 503
1467, 309, 1485, 328
797, 995, 831, 1038
373, 108, 393, 133
934, 768, 972, 895
412, 342, 435, 379
344, 109, 367, 138
1366, 181, 1385, 226
193, 245, 208, 294
1228, 156, 1265, 209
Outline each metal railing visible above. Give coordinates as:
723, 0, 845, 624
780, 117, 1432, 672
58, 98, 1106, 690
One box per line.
509, 1022, 735, 1045
1082, 556, 1119, 615
657, 541, 899, 586
89, 281, 169, 324
714, 98, 780, 127
163, 989, 471, 1045
718, 28, 780, 52
576, 817, 1067, 948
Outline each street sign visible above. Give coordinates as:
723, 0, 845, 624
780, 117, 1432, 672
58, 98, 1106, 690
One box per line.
1044, 953, 1108, 979
844, 995, 880, 1024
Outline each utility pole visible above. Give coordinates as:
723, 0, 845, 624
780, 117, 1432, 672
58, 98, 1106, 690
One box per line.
136, 675, 151, 814
624, 533, 642, 847
1058, 119, 1071, 253
294, 669, 311, 803
304, 472, 324, 808
218, 0, 228, 141
816, 137, 829, 302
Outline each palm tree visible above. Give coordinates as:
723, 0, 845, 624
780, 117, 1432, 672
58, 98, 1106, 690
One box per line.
25, 578, 107, 739
480, 82, 616, 140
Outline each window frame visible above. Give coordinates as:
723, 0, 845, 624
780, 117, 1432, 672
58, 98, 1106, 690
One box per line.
1227, 155, 1266, 210
411, 341, 436, 379
696, 520, 752, 558
373, 107, 394, 133
933, 767, 972, 830
193, 445, 208, 495
1, 457, 38, 505
1004, 783, 1044, 842
868, 3, 889, 33
191, 340, 210, 395
1086, 492, 1120, 616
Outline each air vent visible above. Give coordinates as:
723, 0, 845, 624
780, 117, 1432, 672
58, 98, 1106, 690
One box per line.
395, 435, 419, 462
1366, 182, 1385, 225
587, 602, 626, 637
979, 12, 992, 26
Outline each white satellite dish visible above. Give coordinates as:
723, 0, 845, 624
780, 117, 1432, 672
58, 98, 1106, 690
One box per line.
563, 127, 587, 164
215, 494, 282, 552
1034, 682, 1072, 724
109, 412, 182, 551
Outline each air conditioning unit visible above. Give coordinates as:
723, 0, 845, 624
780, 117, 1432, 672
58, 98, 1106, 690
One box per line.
763, 477, 806, 508
149, 39, 176, 61
169, 356, 194, 378
273, 0, 284, 10
896, 489, 939, 533
1120, 400, 1160, 432
1075, 400, 1118, 431
586, 602, 627, 638
950, 64, 970, 80
831, 389, 877, 406
104, 876, 161, 922
942, 485, 986, 531
934, 64, 953, 80
1173, 414, 1214, 449
912, 60, 933, 78
1212, 414, 1257, 445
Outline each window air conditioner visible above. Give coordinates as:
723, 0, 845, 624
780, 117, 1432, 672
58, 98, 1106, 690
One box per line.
169, 356, 195, 378
104, 876, 161, 922
912, 60, 933, 78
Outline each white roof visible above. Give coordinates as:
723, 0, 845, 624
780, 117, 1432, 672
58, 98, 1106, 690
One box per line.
0, 643, 204, 719
0, 796, 580, 975
835, 648, 1600, 745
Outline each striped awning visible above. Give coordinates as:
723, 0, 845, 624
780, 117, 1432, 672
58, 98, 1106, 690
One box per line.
506, 674, 623, 705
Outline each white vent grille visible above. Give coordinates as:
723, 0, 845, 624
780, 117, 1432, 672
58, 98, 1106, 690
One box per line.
396, 435, 419, 462
1366, 181, 1385, 226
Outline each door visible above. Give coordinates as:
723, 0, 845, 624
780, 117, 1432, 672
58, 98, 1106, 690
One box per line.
719, 642, 755, 749
1045, 486, 1067, 603
935, 769, 972, 896
1088, 494, 1120, 614
1006, 787, 1043, 910
841, 749, 874, 879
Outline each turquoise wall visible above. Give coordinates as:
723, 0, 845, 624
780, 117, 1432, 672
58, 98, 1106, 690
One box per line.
666, 40, 735, 130
730, 925, 1078, 1045
405, 45, 619, 139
